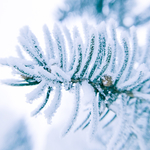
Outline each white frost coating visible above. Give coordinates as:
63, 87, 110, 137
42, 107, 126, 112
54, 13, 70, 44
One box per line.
89, 89, 98, 140
18, 36, 30, 50
118, 64, 150, 90
113, 34, 130, 85
62, 82, 80, 136
0, 58, 9, 66
70, 36, 83, 77
133, 91, 150, 100
7, 56, 37, 66
107, 109, 122, 149
28, 30, 47, 65
16, 45, 25, 59
131, 72, 150, 89
8, 57, 37, 77
124, 27, 137, 81
18, 36, 41, 64
108, 19, 117, 33
131, 124, 148, 150
67, 39, 79, 76
97, 21, 106, 35
48, 59, 59, 66
72, 27, 83, 59
107, 38, 114, 49
117, 70, 142, 89
73, 26, 80, 40
63, 25, 73, 64
19, 26, 29, 40
107, 94, 130, 150
20, 27, 41, 56
120, 31, 130, 47
19, 58, 37, 66
43, 24, 54, 60
91, 40, 112, 81
68, 54, 78, 76
115, 45, 124, 76
44, 83, 62, 124
86, 28, 98, 77
141, 27, 150, 65
69, 27, 83, 74
51, 65, 71, 81
53, 24, 67, 72
82, 20, 90, 53
30, 87, 51, 116
26, 79, 48, 103
19, 26, 47, 66
137, 63, 149, 73
1, 79, 26, 85
37, 66, 57, 81
77, 30, 95, 77
63, 26, 73, 49
82, 81, 94, 105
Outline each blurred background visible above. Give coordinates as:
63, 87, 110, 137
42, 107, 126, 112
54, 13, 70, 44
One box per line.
0, 0, 150, 150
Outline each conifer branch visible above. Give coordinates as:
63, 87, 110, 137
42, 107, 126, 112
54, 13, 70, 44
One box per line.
0, 20, 150, 149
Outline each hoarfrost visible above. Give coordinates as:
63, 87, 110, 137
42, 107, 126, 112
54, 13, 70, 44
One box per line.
44, 83, 62, 124
26, 79, 48, 103
51, 65, 71, 81
89, 93, 98, 140
82, 81, 94, 105
62, 82, 80, 136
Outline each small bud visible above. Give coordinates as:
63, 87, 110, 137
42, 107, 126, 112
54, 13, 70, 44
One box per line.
102, 75, 113, 87
21, 75, 33, 80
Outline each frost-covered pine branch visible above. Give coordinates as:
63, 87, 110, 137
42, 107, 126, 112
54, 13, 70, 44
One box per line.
0, 20, 150, 149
